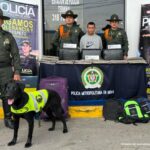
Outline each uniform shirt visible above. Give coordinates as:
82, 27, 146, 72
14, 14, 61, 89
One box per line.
80, 33, 103, 50
0, 27, 21, 74
104, 28, 129, 56
20, 54, 37, 76
51, 23, 84, 49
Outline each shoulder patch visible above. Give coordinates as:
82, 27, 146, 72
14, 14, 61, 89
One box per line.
75, 29, 78, 33
118, 32, 122, 36
4, 38, 10, 45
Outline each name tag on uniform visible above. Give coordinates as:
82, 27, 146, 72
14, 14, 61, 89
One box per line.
85, 55, 100, 60
63, 43, 77, 49
108, 44, 121, 49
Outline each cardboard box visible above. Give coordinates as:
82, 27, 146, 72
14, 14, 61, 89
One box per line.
69, 106, 103, 118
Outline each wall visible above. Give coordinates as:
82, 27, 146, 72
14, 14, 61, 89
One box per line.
126, 0, 150, 58
13, 0, 43, 59
13, 0, 150, 58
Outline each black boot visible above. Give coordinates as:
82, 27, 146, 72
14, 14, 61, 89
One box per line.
2, 99, 14, 129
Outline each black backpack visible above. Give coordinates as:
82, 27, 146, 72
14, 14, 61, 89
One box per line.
139, 98, 150, 117
103, 99, 122, 121
118, 99, 149, 124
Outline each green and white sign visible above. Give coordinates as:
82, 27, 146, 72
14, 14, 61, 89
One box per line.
81, 67, 104, 89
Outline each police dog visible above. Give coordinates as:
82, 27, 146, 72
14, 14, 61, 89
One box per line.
5, 81, 68, 148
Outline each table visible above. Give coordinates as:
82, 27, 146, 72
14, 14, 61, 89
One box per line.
39, 60, 147, 104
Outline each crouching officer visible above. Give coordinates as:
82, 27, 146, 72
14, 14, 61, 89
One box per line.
50, 10, 84, 55
103, 14, 129, 59
0, 9, 21, 129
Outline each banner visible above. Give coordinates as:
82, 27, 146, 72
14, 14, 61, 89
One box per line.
0, 1, 39, 76
139, 4, 150, 63
139, 4, 150, 97
39, 63, 147, 101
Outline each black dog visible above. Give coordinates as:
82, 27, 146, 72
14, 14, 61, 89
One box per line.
5, 81, 68, 148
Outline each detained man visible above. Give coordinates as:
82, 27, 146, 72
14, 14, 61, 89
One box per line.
80, 22, 103, 50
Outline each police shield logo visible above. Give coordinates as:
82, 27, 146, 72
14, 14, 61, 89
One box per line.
75, 29, 78, 33
23, 107, 29, 113
117, 32, 122, 37
81, 67, 104, 89
36, 95, 42, 103
3, 38, 10, 46
118, 32, 121, 35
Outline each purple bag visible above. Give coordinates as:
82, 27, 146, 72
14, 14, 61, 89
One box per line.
39, 76, 68, 117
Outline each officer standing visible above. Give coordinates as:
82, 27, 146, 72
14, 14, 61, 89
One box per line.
103, 14, 129, 59
0, 9, 21, 129
51, 10, 84, 55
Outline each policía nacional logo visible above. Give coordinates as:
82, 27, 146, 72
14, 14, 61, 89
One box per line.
81, 67, 104, 89
3, 38, 10, 46
36, 95, 42, 103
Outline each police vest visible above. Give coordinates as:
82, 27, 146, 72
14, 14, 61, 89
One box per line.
59, 25, 70, 39
11, 90, 48, 114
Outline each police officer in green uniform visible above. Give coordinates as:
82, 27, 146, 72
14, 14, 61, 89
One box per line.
0, 9, 21, 129
104, 14, 129, 59
51, 10, 84, 55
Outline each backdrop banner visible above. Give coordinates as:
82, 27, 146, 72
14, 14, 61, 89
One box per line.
0, 0, 39, 76
39, 63, 147, 101
139, 4, 150, 63
139, 4, 150, 97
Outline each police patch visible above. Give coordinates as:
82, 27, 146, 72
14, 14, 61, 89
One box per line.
75, 29, 78, 33
118, 32, 122, 36
4, 38, 10, 46
36, 95, 42, 103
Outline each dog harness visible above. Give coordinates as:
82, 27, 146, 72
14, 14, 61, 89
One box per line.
11, 90, 48, 114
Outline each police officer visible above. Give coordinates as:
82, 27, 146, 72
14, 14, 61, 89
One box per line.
20, 40, 37, 76
51, 10, 84, 55
0, 9, 21, 129
103, 14, 129, 59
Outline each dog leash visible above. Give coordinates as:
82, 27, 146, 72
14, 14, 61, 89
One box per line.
38, 117, 41, 127
38, 108, 42, 128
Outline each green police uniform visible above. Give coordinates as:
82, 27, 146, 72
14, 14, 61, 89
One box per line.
0, 27, 21, 93
0, 27, 21, 128
105, 28, 129, 56
0, 28, 21, 93
0, 28, 21, 84
52, 23, 84, 49
51, 10, 84, 53
104, 14, 129, 56
11, 90, 48, 114
0, 8, 21, 129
